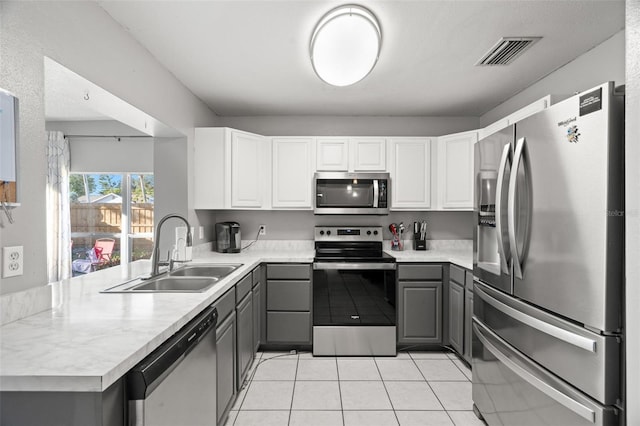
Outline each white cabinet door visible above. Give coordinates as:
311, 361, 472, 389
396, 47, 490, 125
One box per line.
316, 138, 349, 171
231, 130, 268, 208
389, 138, 432, 209
437, 131, 477, 210
194, 128, 226, 209
272, 137, 314, 209
350, 138, 386, 171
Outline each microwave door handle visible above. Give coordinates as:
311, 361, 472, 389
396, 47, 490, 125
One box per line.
373, 180, 379, 208
495, 143, 511, 274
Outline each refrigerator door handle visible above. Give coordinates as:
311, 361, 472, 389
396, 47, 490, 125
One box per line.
495, 143, 511, 274
473, 320, 596, 423
475, 285, 597, 352
508, 137, 533, 279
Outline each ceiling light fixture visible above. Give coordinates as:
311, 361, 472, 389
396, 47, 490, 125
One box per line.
310, 4, 382, 87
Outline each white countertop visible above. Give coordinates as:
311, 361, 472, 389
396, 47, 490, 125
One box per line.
0, 243, 470, 392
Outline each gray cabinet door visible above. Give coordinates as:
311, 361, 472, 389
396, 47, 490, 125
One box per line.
398, 281, 442, 344
448, 280, 464, 354
236, 292, 253, 391
267, 312, 311, 344
216, 312, 236, 425
464, 288, 473, 364
253, 281, 262, 352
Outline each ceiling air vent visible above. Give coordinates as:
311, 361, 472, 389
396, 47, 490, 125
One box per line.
476, 37, 541, 66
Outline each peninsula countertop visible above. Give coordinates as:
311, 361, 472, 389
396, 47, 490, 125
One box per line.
0, 242, 471, 392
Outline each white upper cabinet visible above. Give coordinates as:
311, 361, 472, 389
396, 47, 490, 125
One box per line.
388, 138, 433, 210
478, 95, 555, 140
436, 131, 477, 210
194, 128, 226, 210
316, 137, 386, 172
316, 137, 349, 171
230, 130, 269, 208
272, 137, 314, 209
350, 138, 386, 171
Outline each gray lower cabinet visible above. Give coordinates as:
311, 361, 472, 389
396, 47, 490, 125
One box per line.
252, 280, 262, 352
397, 264, 443, 344
215, 310, 236, 425
236, 291, 253, 390
463, 287, 473, 364
266, 264, 312, 345
448, 279, 464, 354
0, 379, 125, 426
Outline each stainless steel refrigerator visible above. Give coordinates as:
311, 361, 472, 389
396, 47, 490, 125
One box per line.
472, 82, 624, 426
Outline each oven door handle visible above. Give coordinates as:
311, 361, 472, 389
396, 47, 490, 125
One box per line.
313, 262, 397, 271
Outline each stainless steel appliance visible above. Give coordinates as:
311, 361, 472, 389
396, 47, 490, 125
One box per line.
127, 305, 218, 426
472, 82, 624, 426
312, 226, 397, 356
215, 222, 241, 253
314, 172, 389, 215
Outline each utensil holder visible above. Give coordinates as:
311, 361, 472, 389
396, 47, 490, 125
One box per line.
391, 235, 403, 251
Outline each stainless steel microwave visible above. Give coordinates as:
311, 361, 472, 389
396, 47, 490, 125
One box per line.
314, 172, 390, 215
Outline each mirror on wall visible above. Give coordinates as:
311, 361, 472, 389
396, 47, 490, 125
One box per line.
0, 88, 19, 206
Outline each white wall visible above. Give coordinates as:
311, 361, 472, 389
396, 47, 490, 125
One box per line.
480, 30, 625, 126
212, 210, 473, 242
0, 2, 219, 295
154, 138, 189, 257
221, 116, 479, 137
625, 2, 639, 423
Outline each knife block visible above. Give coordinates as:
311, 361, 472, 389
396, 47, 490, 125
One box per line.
413, 234, 427, 251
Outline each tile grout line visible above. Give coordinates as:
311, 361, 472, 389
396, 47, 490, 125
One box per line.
373, 357, 401, 425
410, 352, 458, 425
287, 353, 300, 426
335, 357, 345, 426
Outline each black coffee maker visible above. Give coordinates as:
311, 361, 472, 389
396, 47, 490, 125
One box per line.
215, 222, 241, 253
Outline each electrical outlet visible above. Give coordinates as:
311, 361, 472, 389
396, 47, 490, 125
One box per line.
259, 225, 266, 236
199, 226, 204, 239
3, 246, 23, 278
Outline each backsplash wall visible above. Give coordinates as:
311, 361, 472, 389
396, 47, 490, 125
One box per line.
209, 211, 473, 241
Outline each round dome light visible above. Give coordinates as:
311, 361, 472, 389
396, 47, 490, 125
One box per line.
310, 5, 382, 87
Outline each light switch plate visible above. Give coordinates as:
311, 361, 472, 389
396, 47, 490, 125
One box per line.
3, 246, 23, 278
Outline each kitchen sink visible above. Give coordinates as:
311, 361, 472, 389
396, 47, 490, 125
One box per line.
130, 277, 219, 292
169, 264, 241, 278
101, 263, 242, 293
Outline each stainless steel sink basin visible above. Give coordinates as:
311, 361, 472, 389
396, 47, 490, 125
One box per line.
130, 277, 219, 292
100, 263, 243, 293
169, 264, 242, 278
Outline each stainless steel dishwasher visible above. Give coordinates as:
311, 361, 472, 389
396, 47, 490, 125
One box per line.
127, 305, 218, 426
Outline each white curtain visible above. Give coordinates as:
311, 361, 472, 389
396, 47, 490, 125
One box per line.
46, 131, 72, 282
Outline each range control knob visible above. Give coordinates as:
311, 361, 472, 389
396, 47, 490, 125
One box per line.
373, 230, 378, 235
319, 230, 325, 235
327, 230, 332, 235
367, 230, 372, 235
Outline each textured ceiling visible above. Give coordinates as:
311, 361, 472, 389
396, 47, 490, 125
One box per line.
89, 1, 625, 117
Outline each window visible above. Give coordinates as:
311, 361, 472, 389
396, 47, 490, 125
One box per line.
69, 173, 154, 275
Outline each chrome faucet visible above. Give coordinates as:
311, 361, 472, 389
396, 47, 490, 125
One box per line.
150, 214, 193, 277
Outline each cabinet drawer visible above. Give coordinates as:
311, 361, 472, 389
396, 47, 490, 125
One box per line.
267, 280, 311, 311
465, 270, 474, 291
398, 264, 442, 280
267, 264, 311, 280
213, 288, 236, 323
236, 274, 252, 302
267, 312, 311, 343
450, 265, 465, 285
252, 266, 260, 286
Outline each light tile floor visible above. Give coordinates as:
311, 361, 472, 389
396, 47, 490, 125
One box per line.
225, 350, 485, 426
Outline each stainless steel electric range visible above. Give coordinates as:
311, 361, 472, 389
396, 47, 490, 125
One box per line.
312, 226, 397, 356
